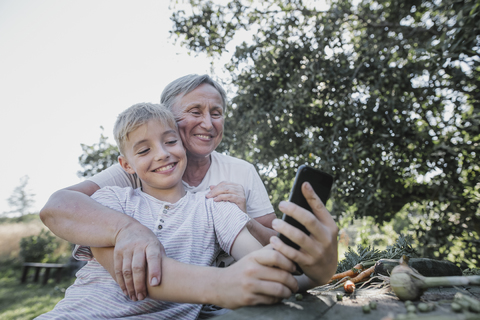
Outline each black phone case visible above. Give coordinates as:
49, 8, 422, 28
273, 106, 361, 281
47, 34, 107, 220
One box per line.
278, 165, 333, 274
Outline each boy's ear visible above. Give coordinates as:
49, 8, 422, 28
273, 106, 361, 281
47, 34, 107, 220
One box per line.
118, 155, 135, 174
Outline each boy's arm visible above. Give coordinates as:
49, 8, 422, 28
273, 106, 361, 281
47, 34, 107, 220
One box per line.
269, 181, 339, 291
230, 226, 263, 259
245, 217, 277, 246
92, 246, 298, 309
205, 181, 277, 245
39, 180, 164, 301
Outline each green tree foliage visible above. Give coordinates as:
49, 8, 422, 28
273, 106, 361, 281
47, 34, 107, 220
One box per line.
170, 0, 479, 266
77, 127, 119, 178
3, 176, 35, 217
19, 230, 59, 263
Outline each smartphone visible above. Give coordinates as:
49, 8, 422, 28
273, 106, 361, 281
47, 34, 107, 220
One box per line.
278, 165, 333, 274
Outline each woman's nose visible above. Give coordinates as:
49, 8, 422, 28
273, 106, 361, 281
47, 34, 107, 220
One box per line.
200, 114, 213, 130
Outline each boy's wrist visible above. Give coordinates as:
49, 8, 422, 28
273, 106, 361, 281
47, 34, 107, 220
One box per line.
202, 267, 227, 306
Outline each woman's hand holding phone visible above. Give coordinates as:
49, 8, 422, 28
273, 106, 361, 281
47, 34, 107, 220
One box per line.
269, 181, 339, 288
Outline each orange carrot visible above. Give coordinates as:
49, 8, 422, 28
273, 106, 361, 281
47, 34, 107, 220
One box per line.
344, 280, 355, 293
330, 276, 352, 290
350, 265, 375, 283
330, 263, 364, 281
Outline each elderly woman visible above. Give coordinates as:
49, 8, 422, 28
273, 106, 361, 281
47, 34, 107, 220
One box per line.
40, 74, 338, 304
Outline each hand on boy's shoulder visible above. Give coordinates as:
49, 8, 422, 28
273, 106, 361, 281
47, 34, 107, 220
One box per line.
206, 181, 247, 213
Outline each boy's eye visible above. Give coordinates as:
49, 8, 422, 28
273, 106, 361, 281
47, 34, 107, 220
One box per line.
166, 140, 178, 145
137, 148, 149, 155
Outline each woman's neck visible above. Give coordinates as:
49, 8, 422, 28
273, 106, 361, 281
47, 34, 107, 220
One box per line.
183, 153, 212, 187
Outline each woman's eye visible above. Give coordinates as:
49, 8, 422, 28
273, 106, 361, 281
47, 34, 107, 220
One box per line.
137, 148, 149, 155
166, 140, 178, 145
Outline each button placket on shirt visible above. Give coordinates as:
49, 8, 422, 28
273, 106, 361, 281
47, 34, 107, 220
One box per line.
157, 205, 170, 230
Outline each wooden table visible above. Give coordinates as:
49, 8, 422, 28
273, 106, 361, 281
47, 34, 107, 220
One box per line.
215, 286, 480, 319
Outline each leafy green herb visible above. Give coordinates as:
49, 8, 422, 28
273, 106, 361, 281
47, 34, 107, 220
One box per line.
336, 234, 417, 273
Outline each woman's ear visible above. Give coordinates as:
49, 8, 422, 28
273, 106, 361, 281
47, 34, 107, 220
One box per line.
118, 155, 135, 174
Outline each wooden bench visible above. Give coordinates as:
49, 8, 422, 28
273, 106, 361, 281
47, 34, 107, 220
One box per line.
21, 262, 66, 285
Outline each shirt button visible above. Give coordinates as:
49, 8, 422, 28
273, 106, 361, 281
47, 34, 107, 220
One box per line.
165, 205, 170, 210
163, 210, 167, 214
157, 225, 163, 230
159, 219, 164, 223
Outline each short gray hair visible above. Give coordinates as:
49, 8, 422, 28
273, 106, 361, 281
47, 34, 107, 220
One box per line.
113, 103, 177, 156
160, 74, 227, 111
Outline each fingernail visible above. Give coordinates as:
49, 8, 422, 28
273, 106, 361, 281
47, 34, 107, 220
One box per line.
130, 295, 137, 302
150, 277, 159, 286
270, 236, 279, 244
278, 201, 287, 211
272, 219, 280, 228
137, 293, 144, 301
123, 290, 128, 296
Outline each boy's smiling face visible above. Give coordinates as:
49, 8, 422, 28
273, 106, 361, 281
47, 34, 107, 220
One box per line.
119, 119, 187, 201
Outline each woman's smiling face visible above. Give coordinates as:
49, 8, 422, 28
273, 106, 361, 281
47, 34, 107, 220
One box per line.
171, 83, 225, 159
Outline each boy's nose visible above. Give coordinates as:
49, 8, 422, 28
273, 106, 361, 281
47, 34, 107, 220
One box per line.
154, 146, 170, 161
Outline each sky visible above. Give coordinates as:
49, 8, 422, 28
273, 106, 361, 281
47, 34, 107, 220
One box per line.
0, 1, 215, 215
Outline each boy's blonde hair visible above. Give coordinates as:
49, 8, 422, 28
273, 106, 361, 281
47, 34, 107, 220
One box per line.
114, 103, 177, 155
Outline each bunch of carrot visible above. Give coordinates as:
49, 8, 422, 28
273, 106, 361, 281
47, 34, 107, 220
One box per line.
328, 261, 376, 293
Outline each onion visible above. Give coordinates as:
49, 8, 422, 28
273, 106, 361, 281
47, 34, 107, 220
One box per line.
390, 256, 480, 301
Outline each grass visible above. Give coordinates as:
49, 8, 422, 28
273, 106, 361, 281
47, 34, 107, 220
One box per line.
0, 259, 75, 320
